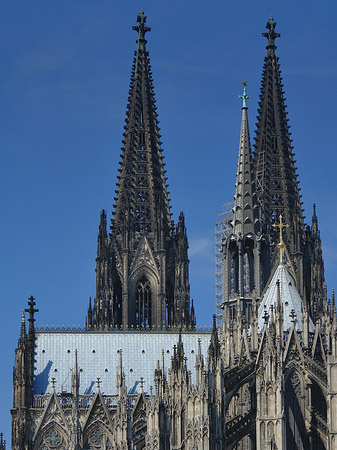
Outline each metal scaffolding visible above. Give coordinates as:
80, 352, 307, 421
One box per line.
215, 201, 233, 324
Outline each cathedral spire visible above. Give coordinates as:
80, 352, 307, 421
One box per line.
254, 17, 304, 284
232, 82, 257, 235
90, 11, 194, 329
113, 10, 171, 237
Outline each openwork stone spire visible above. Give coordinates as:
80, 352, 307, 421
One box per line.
113, 10, 171, 236
88, 12, 194, 329
254, 18, 304, 283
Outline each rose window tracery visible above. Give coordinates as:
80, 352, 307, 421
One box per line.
40, 430, 65, 450
88, 428, 104, 447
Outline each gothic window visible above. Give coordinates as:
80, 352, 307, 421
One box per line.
135, 223, 151, 233
39, 430, 66, 450
285, 372, 308, 449
271, 180, 282, 190
88, 428, 103, 448
137, 152, 147, 161
136, 177, 149, 187
135, 206, 150, 221
136, 191, 149, 203
132, 401, 147, 450
137, 164, 147, 173
243, 253, 250, 292
126, 165, 133, 174
271, 168, 280, 177
83, 426, 113, 450
272, 136, 278, 151
135, 275, 152, 326
230, 254, 238, 295
113, 278, 122, 326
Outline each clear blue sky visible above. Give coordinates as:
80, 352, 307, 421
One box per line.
0, 0, 336, 442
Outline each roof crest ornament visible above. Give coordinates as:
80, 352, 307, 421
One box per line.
239, 81, 250, 109
262, 16, 280, 50
272, 214, 289, 263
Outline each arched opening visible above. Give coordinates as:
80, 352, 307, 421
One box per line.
34, 424, 68, 450
135, 275, 152, 327
285, 371, 308, 449
112, 277, 122, 326
243, 246, 254, 295
311, 380, 327, 449
83, 423, 113, 450
230, 252, 239, 295
166, 277, 174, 327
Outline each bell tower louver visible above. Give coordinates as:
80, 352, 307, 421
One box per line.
87, 11, 195, 329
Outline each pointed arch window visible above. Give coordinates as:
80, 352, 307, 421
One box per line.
136, 275, 152, 327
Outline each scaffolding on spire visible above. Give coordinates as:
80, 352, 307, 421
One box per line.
215, 201, 233, 324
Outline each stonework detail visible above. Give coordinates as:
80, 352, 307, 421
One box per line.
10, 13, 335, 450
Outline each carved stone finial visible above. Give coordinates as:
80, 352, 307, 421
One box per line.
263, 308, 269, 324
262, 17, 280, 49
290, 309, 296, 323
96, 377, 102, 390
132, 10, 151, 41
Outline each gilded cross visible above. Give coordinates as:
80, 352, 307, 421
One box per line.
272, 214, 289, 262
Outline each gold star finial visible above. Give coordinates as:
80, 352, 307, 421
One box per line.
272, 214, 289, 263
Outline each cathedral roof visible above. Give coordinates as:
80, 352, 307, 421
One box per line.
33, 331, 211, 396
258, 261, 313, 332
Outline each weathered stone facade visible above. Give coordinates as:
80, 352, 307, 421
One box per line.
11, 13, 335, 450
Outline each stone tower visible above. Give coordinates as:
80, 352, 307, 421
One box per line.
223, 17, 326, 321
10, 13, 336, 450
221, 83, 270, 322
87, 11, 195, 330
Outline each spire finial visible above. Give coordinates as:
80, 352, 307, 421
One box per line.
25, 295, 39, 338
263, 307, 269, 324
132, 10, 151, 41
96, 377, 102, 391
239, 81, 250, 109
272, 214, 289, 263
290, 309, 296, 323
262, 17, 280, 50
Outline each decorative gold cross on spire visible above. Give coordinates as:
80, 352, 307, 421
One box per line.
272, 214, 289, 263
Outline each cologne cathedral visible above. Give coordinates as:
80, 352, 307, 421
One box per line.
11, 12, 337, 450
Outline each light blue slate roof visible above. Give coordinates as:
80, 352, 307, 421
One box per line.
258, 262, 313, 332
33, 331, 211, 396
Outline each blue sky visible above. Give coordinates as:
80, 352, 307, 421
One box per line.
0, 0, 336, 442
